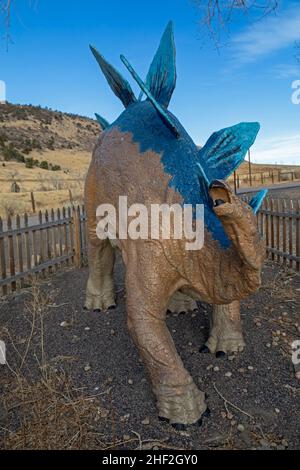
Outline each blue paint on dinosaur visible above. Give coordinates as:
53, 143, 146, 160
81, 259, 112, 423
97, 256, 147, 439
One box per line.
145, 20, 176, 109
95, 113, 110, 130
198, 122, 260, 182
90, 21, 265, 248
249, 189, 268, 214
90, 45, 136, 108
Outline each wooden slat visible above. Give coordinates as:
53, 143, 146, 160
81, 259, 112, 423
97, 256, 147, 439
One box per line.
289, 200, 294, 269
270, 198, 275, 261
7, 215, 16, 292
45, 209, 52, 274
51, 208, 58, 271
282, 200, 287, 266
0, 217, 7, 295
16, 214, 24, 289
24, 213, 31, 273
297, 200, 300, 272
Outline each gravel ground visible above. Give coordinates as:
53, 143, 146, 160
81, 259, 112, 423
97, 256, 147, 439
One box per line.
0, 257, 299, 450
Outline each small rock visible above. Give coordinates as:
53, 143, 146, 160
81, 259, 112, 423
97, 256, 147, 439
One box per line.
206, 364, 213, 370
228, 355, 235, 361
60, 321, 69, 327
231, 420, 236, 426
242, 388, 247, 393
266, 343, 271, 348
188, 341, 193, 346
128, 379, 133, 385
226, 412, 233, 420
281, 439, 288, 448
247, 366, 254, 370
98, 408, 109, 418
84, 326, 90, 331
238, 368, 245, 373
191, 313, 196, 318
110, 329, 115, 335
275, 408, 280, 414
120, 413, 130, 422
225, 372, 232, 377
213, 366, 220, 372
237, 424, 245, 432
84, 364, 91, 372
142, 417, 150, 425
94, 386, 99, 391
141, 378, 147, 383
256, 322, 262, 327
259, 439, 270, 448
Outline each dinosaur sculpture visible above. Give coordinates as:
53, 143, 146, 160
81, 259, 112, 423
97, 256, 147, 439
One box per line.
85, 22, 267, 428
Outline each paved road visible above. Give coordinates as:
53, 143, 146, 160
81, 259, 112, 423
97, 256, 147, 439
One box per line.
238, 181, 300, 200
237, 181, 300, 195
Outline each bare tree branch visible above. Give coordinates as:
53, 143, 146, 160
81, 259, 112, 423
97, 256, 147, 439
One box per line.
193, 0, 279, 47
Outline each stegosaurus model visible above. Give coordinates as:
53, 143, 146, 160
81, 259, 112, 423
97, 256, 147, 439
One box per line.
85, 22, 268, 428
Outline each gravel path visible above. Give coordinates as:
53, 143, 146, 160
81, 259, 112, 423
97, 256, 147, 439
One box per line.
0, 258, 299, 450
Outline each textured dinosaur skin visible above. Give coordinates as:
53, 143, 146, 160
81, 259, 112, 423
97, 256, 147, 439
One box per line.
85, 23, 266, 426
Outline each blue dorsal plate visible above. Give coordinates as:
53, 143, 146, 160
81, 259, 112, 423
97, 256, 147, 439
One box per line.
90, 45, 137, 108
145, 21, 176, 108
198, 122, 260, 181
249, 189, 268, 214
95, 113, 110, 130
120, 54, 181, 138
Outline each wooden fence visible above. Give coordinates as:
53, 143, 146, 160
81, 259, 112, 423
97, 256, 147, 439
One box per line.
0, 198, 299, 295
242, 196, 300, 271
231, 169, 300, 189
0, 205, 86, 295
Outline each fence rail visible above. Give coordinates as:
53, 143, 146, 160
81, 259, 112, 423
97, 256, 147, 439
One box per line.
0, 197, 299, 295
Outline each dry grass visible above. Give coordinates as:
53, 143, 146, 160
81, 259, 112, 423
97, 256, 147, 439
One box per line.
0, 283, 109, 450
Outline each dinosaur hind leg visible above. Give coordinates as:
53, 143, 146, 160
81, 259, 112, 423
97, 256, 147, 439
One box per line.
84, 238, 116, 311
200, 301, 245, 357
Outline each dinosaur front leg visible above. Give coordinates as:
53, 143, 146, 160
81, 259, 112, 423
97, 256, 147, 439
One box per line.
125, 252, 207, 427
201, 301, 245, 357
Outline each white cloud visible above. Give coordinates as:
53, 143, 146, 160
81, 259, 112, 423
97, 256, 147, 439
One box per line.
252, 134, 300, 165
231, 5, 300, 63
272, 64, 300, 79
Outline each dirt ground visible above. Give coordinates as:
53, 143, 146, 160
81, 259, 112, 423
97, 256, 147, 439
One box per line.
0, 258, 299, 450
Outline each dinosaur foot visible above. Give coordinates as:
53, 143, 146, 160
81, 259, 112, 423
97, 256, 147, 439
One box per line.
200, 334, 245, 357
84, 291, 116, 312
159, 407, 210, 430
155, 380, 207, 428
167, 291, 198, 315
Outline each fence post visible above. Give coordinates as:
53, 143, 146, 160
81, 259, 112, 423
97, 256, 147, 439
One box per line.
31, 191, 36, 213
73, 205, 82, 268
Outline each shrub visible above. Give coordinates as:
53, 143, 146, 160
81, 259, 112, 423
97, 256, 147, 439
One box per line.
25, 157, 34, 168
39, 160, 49, 170
2, 145, 25, 162
52, 164, 61, 171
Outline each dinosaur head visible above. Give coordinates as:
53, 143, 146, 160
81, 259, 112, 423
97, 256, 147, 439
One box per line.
209, 179, 266, 273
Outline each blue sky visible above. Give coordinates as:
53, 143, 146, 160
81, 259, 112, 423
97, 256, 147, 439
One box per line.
1, 0, 300, 164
